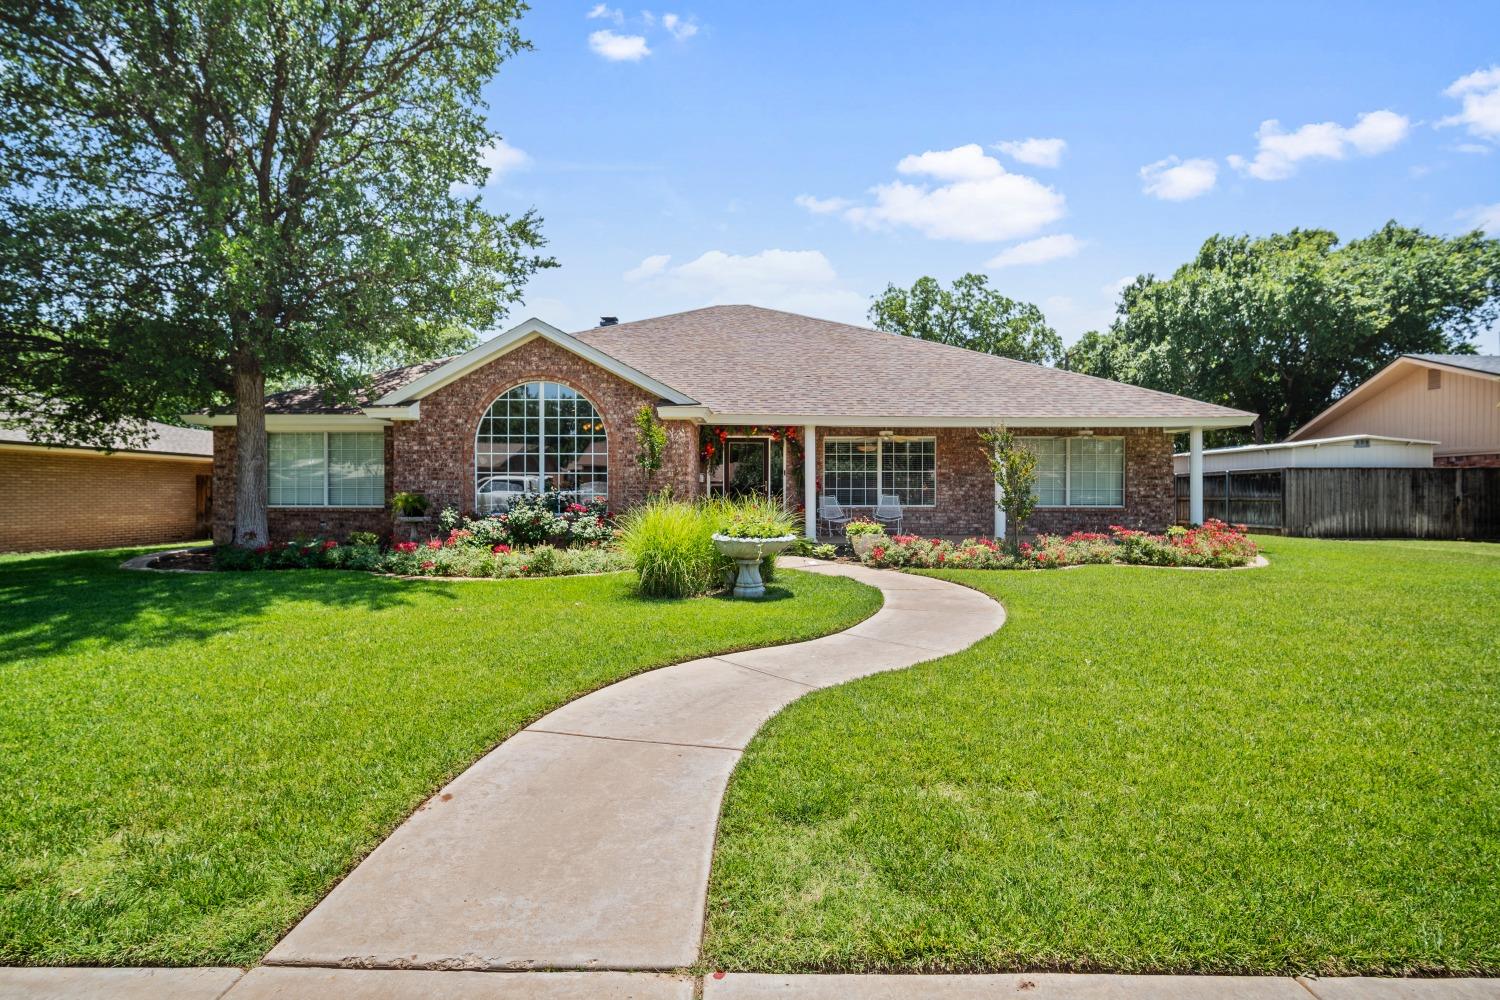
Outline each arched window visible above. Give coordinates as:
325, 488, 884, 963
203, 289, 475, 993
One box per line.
475, 382, 608, 512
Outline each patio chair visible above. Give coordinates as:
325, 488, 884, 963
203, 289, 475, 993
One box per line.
817, 495, 851, 539
873, 493, 904, 535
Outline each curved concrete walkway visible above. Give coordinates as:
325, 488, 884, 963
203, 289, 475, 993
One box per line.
264, 559, 1004, 972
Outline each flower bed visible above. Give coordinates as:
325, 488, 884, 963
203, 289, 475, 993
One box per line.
213, 494, 627, 579
859, 521, 1258, 570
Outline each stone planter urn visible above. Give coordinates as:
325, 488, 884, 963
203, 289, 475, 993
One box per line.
850, 532, 888, 561
712, 534, 798, 599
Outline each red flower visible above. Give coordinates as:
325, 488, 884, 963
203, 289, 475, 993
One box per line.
321, 539, 338, 550
492, 543, 511, 554
394, 541, 418, 554
425, 538, 443, 550
871, 545, 886, 560
420, 560, 436, 570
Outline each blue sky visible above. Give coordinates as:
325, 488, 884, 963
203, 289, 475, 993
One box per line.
475, 1, 1500, 350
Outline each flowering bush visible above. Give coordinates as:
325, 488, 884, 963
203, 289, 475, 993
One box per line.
844, 518, 886, 538
856, 521, 1257, 571
460, 494, 613, 549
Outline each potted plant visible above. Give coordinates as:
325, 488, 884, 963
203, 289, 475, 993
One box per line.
391, 491, 431, 521
845, 518, 888, 559
711, 503, 799, 599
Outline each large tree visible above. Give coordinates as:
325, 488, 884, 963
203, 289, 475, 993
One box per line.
0, 0, 552, 544
1065, 224, 1500, 442
870, 273, 1062, 365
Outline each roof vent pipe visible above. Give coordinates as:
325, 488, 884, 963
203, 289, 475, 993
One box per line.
599, 316, 618, 327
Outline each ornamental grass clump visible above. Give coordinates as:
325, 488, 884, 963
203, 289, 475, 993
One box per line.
617, 495, 721, 598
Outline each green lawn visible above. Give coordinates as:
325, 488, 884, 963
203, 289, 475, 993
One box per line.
705, 537, 1500, 976
0, 547, 881, 967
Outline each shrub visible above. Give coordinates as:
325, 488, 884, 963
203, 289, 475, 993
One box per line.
811, 543, 838, 559
391, 491, 430, 517
347, 530, 380, 547
617, 495, 720, 598
855, 521, 1256, 571
437, 506, 462, 534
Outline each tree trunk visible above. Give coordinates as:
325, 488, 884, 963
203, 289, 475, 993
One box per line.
1252, 416, 1265, 445
233, 357, 270, 546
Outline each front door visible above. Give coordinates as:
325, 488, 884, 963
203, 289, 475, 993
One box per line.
723, 438, 770, 498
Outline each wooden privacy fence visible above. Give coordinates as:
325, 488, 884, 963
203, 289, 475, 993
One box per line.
1175, 467, 1500, 540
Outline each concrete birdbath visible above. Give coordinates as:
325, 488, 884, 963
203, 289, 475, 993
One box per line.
712, 533, 799, 599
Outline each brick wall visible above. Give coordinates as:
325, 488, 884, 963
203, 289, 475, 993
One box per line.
212, 426, 394, 545
1, 447, 210, 552
1435, 452, 1500, 468
795, 425, 1174, 539
211, 336, 701, 545
390, 336, 699, 515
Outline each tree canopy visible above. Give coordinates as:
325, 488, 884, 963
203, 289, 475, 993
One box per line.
1065, 223, 1500, 442
869, 273, 1062, 365
0, 0, 552, 542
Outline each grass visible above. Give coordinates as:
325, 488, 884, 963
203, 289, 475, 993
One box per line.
704, 537, 1500, 976
0, 546, 881, 967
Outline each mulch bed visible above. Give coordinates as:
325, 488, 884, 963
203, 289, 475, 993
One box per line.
149, 549, 216, 572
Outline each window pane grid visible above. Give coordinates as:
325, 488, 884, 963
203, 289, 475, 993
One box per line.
475, 382, 608, 512
269, 432, 384, 507
823, 438, 936, 508
1020, 436, 1123, 507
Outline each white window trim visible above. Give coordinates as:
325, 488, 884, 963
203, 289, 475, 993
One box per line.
1022, 435, 1126, 509
823, 435, 937, 508
268, 431, 386, 509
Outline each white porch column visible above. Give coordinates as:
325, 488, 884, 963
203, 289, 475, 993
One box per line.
994, 477, 1005, 539
1188, 426, 1205, 525
803, 424, 817, 539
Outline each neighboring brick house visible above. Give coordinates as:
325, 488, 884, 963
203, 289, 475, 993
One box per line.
1, 417, 212, 552
1287, 354, 1500, 468
190, 305, 1253, 545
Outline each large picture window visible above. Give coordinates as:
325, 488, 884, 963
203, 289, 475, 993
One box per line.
1019, 436, 1124, 507
823, 437, 936, 508
268, 431, 385, 507
475, 381, 608, 512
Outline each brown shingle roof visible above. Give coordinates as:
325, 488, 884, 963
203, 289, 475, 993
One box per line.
263, 356, 454, 414
0, 414, 212, 456
572, 305, 1252, 422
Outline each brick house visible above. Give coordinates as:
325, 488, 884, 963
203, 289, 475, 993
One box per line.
1, 417, 212, 552
190, 306, 1254, 545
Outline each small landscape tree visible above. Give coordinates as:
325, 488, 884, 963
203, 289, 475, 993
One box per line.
978, 425, 1038, 554
634, 404, 667, 491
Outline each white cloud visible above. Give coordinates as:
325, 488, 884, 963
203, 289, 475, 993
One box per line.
993, 137, 1067, 168
1103, 276, 1135, 297
835, 144, 1064, 242
479, 138, 530, 180
984, 233, 1084, 268
1458, 203, 1500, 236
1227, 110, 1410, 180
629, 248, 867, 322
896, 143, 1002, 181
623, 254, 671, 282
1440, 66, 1500, 140
794, 194, 852, 215
1139, 156, 1218, 200
1455, 143, 1492, 155
589, 29, 650, 61
586, 3, 623, 22
662, 13, 698, 40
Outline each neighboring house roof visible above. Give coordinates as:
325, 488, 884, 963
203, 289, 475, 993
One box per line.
0, 415, 212, 458
1289, 353, 1500, 442
569, 306, 1252, 425
1403, 354, 1500, 377
203, 305, 1255, 429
